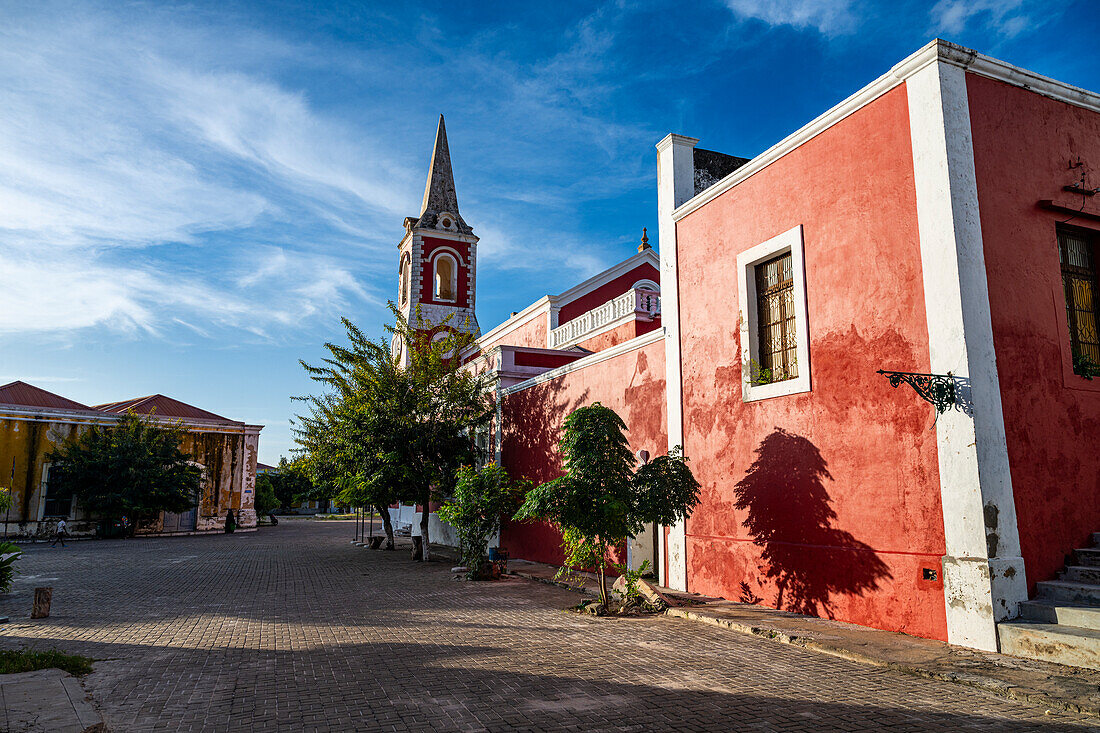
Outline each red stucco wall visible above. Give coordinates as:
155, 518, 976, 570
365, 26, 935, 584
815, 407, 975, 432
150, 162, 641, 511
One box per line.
966, 73, 1100, 593
674, 85, 948, 640
478, 312, 549, 353
499, 339, 667, 566
420, 237, 471, 308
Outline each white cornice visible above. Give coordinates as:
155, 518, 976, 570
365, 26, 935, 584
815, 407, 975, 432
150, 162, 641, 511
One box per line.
656, 133, 699, 153
465, 249, 661, 358
465, 296, 553, 356
412, 228, 479, 245
554, 249, 661, 306
672, 39, 1100, 222
500, 328, 665, 396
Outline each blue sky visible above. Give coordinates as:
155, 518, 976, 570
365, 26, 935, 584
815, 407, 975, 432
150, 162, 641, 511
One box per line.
1, 0, 1098, 463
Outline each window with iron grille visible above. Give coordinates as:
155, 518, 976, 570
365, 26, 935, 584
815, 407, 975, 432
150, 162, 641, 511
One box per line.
1059, 227, 1100, 375
755, 252, 798, 383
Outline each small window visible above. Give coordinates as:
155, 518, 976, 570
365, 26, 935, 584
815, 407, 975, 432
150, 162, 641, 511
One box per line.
42, 464, 72, 518
755, 253, 798, 383
399, 253, 411, 306
434, 254, 457, 302
737, 225, 811, 402
1060, 228, 1100, 374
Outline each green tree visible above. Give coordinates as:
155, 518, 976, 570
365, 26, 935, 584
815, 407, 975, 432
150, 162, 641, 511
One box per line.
515, 403, 701, 608
254, 475, 279, 517
438, 463, 527, 579
296, 305, 492, 559
47, 412, 201, 532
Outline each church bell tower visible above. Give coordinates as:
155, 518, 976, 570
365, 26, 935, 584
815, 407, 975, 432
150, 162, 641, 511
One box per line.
394, 115, 480, 363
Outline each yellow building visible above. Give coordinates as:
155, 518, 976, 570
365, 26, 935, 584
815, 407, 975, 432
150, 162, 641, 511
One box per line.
0, 381, 261, 539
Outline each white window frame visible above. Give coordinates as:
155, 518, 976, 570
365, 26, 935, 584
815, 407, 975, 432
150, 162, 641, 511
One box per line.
433, 252, 458, 303
737, 224, 811, 402
399, 252, 411, 306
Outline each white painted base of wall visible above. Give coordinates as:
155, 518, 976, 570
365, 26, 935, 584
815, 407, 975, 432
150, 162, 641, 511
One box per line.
943, 554, 1028, 651
390, 504, 499, 551
627, 523, 656, 574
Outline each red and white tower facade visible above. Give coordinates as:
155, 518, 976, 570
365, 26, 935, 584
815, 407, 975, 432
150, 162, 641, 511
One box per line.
394, 115, 480, 363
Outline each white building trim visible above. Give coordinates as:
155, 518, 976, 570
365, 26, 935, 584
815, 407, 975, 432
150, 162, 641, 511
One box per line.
554, 248, 660, 305
466, 297, 553, 355
655, 132, 697, 592
673, 40, 1100, 224
737, 225, 811, 402
499, 329, 665, 397
431, 251, 459, 303
426, 245, 466, 267
907, 59, 1026, 652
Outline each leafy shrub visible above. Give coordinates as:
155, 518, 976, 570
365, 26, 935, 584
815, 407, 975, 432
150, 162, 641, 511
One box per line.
438, 463, 526, 579
0, 541, 21, 593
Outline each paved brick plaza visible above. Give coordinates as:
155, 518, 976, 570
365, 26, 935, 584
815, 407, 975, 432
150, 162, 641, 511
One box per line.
0, 521, 1097, 732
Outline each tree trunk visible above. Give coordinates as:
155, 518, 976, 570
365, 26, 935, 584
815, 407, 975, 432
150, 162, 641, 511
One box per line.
376, 504, 395, 550
419, 491, 432, 562
597, 560, 608, 609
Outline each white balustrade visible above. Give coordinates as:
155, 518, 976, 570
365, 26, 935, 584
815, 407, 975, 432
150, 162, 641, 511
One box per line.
549, 289, 661, 349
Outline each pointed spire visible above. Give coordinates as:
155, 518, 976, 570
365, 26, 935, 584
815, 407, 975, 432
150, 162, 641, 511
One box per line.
638, 227, 651, 252
419, 115, 464, 221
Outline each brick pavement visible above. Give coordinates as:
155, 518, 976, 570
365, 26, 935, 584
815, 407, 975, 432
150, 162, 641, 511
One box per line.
1, 520, 1098, 732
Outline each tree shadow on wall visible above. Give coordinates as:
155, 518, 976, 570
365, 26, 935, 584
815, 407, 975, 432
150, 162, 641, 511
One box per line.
501, 380, 589, 486
733, 429, 892, 618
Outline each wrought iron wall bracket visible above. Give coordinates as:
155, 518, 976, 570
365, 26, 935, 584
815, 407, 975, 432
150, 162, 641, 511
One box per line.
877, 370, 959, 414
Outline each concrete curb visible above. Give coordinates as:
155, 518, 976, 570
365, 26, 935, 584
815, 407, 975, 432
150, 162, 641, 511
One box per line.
665, 606, 1100, 718
510, 562, 1100, 718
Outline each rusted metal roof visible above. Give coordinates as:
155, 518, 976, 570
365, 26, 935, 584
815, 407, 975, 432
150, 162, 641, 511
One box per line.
94, 394, 234, 422
0, 381, 93, 410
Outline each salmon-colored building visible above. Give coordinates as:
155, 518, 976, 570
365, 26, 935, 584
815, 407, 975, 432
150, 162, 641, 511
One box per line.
400, 41, 1100, 664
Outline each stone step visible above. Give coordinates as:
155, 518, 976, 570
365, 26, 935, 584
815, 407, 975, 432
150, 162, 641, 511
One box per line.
998, 621, 1100, 671
1036, 580, 1100, 605
1062, 565, 1100, 585
1020, 600, 1100, 630
1074, 548, 1100, 567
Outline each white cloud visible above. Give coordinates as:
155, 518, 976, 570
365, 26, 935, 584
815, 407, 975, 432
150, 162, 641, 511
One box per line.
0, 9, 394, 338
723, 0, 858, 36
930, 0, 1043, 39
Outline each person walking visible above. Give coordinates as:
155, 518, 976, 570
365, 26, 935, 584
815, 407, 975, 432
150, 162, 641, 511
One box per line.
225, 509, 236, 534
51, 518, 67, 547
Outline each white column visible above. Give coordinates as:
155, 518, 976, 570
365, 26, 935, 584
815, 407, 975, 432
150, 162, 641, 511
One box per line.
907, 59, 1027, 651
655, 133, 697, 591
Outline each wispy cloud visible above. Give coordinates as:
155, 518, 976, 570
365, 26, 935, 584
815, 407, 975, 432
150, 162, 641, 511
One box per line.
0, 2, 656, 341
722, 0, 859, 36
0, 7, 401, 340
929, 0, 1052, 39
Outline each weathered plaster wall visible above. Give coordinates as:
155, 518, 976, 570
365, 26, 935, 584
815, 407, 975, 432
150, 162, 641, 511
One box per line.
478, 314, 549, 353
498, 339, 667, 566
0, 417, 86, 535
966, 73, 1100, 592
0, 413, 257, 536
674, 86, 949, 640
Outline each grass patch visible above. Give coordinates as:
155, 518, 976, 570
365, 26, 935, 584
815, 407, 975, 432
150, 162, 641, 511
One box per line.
0, 649, 94, 676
